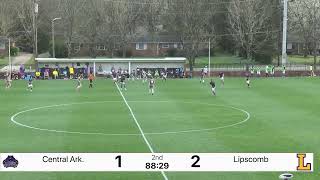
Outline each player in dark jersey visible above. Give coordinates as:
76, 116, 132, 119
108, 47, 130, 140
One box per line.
112, 71, 117, 83
88, 73, 94, 88
161, 70, 167, 81
210, 79, 216, 96
200, 69, 205, 83
219, 72, 224, 87
136, 67, 141, 79
246, 75, 250, 88
149, 78, 155, 95
120, 74, 127, 91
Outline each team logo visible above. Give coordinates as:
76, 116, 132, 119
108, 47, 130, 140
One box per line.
3, 155, 19, 168
297, 153, 312, 171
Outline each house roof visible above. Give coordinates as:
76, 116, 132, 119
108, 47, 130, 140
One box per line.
287, 33, 304, 43
70, 33, 182, 44
134, 33, 181, 43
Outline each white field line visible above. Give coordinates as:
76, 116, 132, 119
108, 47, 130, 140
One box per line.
115, 83, 169, 180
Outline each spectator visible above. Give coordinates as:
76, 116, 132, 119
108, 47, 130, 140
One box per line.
53, 69, 58, 79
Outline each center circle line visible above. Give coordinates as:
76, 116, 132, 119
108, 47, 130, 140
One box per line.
10, 101, 251, 136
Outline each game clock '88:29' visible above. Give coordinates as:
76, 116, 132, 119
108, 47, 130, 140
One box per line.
145, 162, 169, 169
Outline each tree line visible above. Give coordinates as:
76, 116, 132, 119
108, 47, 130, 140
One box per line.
0, 0, 319, 69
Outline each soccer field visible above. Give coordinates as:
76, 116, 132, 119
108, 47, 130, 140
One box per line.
0, 77, 319, 180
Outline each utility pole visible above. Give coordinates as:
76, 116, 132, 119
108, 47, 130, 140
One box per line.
281, 0, 288, 65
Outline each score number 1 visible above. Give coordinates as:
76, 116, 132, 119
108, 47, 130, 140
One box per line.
115, 155, 121, 168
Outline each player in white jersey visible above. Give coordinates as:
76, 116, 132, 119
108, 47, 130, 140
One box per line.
219, 72, 224, 87
149, 78, 155, 95
5, 72, 12, 89
142, 70, 147, 83
76, 76, 82, 92
27, 79, 33, 92
310, 65, 316, 77
282, 65, 286, 77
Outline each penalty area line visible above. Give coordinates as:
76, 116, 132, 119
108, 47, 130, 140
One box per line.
115, 83, 169, 180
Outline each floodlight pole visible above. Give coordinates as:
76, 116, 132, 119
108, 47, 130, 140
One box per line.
34, 1, 39, 58
208, 38, 211, 77
52, 17, 61, 58
281, 0, 288, 65
8, 38, 11, 78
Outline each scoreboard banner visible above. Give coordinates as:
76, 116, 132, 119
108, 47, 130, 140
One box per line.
0, 153, 313, 172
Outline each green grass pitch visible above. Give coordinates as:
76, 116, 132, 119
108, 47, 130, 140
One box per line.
0, 77, 319, 180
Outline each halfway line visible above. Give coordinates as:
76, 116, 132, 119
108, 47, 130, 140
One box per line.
115, 83, 169, 180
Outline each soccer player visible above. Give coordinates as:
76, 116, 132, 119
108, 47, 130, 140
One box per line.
155, 70, 159, 79
265, 65, 269, 77
246, 75, 250, 88
219, 72, 224, 87
209, 79, 216, 96
120, 74, 127, 91
142, 70, 147, 83
310, 65, 316, 77
204, 66, 208, 76
271, 65, 275, 77
282, 65, 286, 77
257, 66, 261, 77
112, 71, 117, 83
130, 70, 135, 81
161, 70, 167, 81
136, 67, 141, 79
250, 65, 254, 76
200, 69, 205, 83
76, 76, 82, 92
27, 78, 33, 92
88, 73, 94, 88
4, 72, 12, 89
149, 78, 155, 95
147, 70, 152, 79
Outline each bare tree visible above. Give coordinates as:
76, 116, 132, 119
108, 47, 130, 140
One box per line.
58, 0, 86, 57
164, 0, 217, 73
143, 0, 165, 34
107, 0, 143, 57
289, 0, 320, 65
0, 0, 16, 36
14, 0, 44, 57
227, 0, 274, 62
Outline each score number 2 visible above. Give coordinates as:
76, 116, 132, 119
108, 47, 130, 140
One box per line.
191, 155, 200, 167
